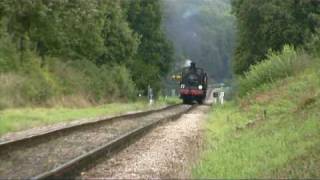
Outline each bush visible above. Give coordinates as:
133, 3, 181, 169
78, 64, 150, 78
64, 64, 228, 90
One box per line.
0, 25, 19, 72
305, 29, 320, 58
21, 73, 57, 104
0, 50, 61, 108
48, 59, 137, 103
108, 65, 137, 99
0, 45, 138, 108
19, 50, 61, 104
0, 73, 26, 108
238, 45, 311, 96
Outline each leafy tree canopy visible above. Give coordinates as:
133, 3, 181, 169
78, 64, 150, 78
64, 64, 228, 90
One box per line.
0, 0, 174, 94
163, 0, 236, 82
125, 0, 174, 92
232, 0, 320, 74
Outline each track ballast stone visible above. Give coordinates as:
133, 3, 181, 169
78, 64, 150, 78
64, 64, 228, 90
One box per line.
81, 105, 210, 179
0, 105, 190, 179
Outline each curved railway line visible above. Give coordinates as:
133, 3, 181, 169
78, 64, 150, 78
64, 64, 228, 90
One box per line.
0, 104, 197, 179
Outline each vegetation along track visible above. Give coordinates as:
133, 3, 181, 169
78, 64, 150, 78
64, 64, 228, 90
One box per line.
0, 104, 195, 179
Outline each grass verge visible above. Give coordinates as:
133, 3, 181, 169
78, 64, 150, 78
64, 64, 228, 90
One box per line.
0, 99, 178, 136
193, 67, 320, 178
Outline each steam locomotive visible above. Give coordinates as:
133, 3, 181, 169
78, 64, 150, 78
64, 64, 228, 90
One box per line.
179, 62, 208, 104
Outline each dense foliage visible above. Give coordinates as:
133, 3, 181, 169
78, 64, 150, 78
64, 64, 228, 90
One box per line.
0, 0, 173, 108
232, 0, 320, 74
125, 0, 174, 91
194, 2, 320, 177
164, 0, 235, 82
238, 45, 311, 96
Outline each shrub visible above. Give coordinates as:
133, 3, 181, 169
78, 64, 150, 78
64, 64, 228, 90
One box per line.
109, 65, 137, 99
21, 73, 57, 104
98, 64, 137, 101
0, 49, 61, 108
47, 58, 86, 95
0, 26, 19, 72
0, 48, 137, 108
238, 45, 311, 96
305, 29, 320, 58
18, 50, 61, 104
49, 59, 137, 102
0, 73, 26, 108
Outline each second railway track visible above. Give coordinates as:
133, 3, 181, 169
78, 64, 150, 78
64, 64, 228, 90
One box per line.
0, 104, 195, 179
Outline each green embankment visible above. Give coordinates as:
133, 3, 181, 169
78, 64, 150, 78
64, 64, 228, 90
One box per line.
0, 1, 175, 109
194, 49, 320, 178
0, 97, 179, 136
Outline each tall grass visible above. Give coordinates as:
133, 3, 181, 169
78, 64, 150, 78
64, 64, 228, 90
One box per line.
238, 45, 310, 96
0, 55, 138, 109
0, 101, 165, 135
0, 74, 25, 109
193, 65, 320, 178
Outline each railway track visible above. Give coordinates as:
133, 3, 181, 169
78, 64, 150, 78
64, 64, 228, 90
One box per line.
0, 104, 195, 179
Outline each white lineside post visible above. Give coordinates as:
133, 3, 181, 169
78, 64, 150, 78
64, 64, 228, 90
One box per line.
148, 85, 154, 105
219, 91, 225, 105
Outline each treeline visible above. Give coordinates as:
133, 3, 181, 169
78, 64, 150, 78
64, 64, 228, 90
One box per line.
232, 0, 320, 74
0, 0, 173, 108
164, 0, 235, 82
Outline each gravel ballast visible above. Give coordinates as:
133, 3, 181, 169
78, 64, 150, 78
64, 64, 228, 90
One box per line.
81, 105, 210, 179
0, 106, 167, 143
0, 105, 190, 179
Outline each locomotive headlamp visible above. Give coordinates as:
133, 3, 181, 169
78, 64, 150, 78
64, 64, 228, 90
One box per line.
198, 85, 203, 90
181, 84, 185, 89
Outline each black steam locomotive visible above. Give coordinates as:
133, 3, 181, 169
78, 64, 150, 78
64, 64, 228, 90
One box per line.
179, 62, 208, 104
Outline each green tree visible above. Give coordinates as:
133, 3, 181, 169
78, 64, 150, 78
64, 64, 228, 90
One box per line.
232, 0, 320, 74
97, 0, 139, 66
126, 0, 174, 92
0, 0, 175, 103
163, 0, 235, 82
0, 0, 106, 63
39, 0, 105, 61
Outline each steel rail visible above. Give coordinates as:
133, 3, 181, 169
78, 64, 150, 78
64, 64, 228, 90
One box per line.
0, 104, 181, 148
31, 104, 197, 179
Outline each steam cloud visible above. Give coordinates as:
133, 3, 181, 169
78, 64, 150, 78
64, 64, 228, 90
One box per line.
163, 0, 236, 83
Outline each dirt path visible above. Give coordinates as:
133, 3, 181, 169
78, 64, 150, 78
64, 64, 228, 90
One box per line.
81, 105, 210, 179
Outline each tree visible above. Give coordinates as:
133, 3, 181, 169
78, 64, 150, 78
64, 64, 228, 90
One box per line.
163, 0, 235, 82
125, 0, 174, 92
41, 0, 106, 61
0, 0, 174, 98
232, 0, 320, 74
1, 0, 106, 63
97, 0, 139, 66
